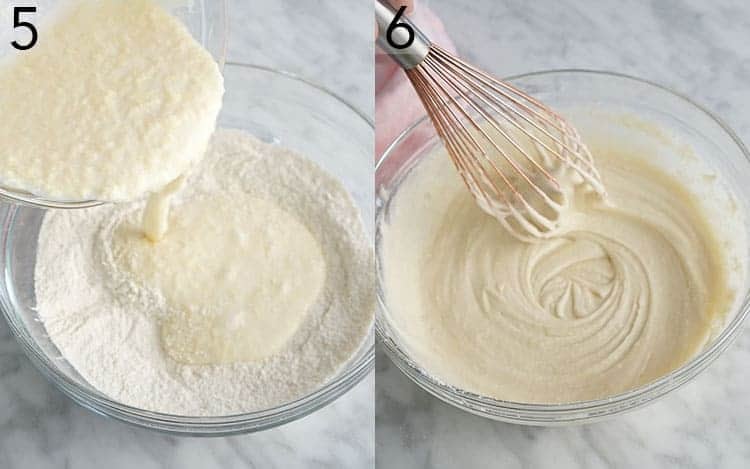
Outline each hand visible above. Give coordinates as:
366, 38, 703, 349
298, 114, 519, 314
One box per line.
375, 0, 456, 159
391, 0, 415, 14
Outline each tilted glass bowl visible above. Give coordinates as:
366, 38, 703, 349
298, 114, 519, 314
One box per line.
1, 63, 374, 435
376, 70, 750, 425
0, 0, 228, 208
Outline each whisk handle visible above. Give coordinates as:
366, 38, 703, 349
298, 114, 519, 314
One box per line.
375, 0, 431, 70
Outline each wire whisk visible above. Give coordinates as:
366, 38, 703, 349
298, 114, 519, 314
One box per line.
376, 1, 606, 241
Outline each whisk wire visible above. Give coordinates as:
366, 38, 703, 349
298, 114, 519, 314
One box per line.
411, 63, 517, 205
418, 59, 542, 204
429, 46, 605, 191
413, 55, 572, 230
413, 64, 566, 240
423, 54, 563, 201
407, 71, 500, 207
379, 7, 606, 239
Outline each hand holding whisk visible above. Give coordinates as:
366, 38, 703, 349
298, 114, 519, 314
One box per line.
375, 0, 606, 241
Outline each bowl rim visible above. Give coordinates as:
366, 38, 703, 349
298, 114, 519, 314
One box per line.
375, 68, 750, 425
1, 62, 374, 436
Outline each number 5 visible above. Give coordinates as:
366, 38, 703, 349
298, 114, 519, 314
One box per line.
11, 6, 37, 51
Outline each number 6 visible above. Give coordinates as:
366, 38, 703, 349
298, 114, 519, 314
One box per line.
386, 6, 415, 50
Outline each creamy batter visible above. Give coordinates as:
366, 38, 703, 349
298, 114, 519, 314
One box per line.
381, 117, 738, 403
0, 0, 224, 202
115, 191, 326, 365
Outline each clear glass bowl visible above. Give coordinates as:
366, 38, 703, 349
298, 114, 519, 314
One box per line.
375, 70, 750, 425
1, 63, 374, 435
0, 0, 228, 208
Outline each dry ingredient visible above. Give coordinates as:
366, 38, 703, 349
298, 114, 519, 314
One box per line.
35, 130, 374, 415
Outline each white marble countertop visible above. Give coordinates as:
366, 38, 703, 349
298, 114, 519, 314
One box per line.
0, 1, 374, 468
376, 0, 750, 468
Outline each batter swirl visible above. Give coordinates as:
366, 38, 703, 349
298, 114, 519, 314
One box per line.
382, 129, 735, 403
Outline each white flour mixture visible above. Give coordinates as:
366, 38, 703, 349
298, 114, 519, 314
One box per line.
35, 130, 374, 415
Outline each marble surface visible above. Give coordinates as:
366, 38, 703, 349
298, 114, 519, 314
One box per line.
376, 0, 750, 468
0, 1, 374, 468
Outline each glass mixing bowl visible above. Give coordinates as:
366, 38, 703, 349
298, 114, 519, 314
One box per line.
0, 0, 228, 208
1, 63, 374, 435
376, 70, 750, 425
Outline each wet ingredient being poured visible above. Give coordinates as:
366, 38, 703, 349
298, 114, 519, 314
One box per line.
0, 0, 224, 203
